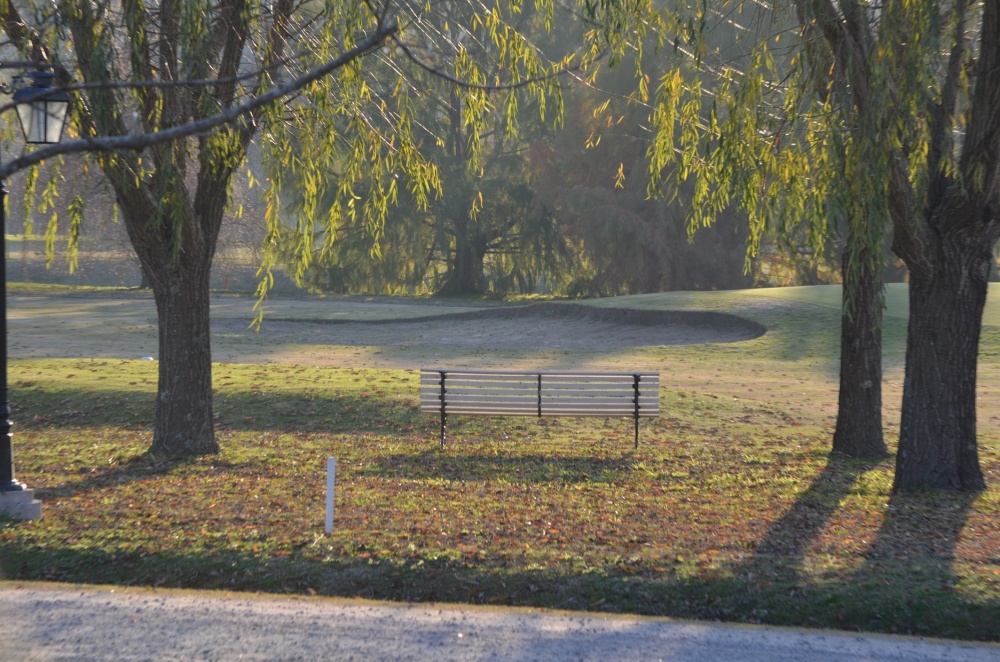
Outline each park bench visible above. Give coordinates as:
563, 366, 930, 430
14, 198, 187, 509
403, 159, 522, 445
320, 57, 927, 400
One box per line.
420, 368, 659, 448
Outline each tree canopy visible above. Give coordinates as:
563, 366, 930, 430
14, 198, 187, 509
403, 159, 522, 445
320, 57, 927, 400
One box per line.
257, 0, 575, 300
271, 5, 572, 297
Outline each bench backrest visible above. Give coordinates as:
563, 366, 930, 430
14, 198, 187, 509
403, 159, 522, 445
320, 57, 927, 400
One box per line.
420, 368, 660, 417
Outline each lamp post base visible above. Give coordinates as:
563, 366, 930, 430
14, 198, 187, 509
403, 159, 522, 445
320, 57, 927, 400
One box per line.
0, 487, 42, 520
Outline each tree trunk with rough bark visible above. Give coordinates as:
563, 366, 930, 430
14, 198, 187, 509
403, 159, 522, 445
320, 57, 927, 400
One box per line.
438, 212, 487, 296
894, 222, 992, 491
149, 262, 218, 456
832, 247, 887, 458
443, 239, 486, 295
887, 0, 1000, 490
118, 182, 226, 457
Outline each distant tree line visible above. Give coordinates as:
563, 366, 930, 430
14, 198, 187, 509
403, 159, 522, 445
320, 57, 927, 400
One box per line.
271, 67, 799, 298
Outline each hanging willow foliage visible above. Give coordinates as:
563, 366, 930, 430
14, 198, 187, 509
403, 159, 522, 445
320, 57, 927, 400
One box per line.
585, 0, 998, 488
253, 0, 587, 312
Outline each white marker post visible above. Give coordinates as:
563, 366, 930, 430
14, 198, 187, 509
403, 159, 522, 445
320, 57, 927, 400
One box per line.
325, 457, 336, 535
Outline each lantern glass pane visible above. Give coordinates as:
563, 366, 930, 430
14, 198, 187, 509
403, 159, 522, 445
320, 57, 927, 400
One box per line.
14, 96, 69, 144
42, 100, 69, 144
14, 103, 39, 143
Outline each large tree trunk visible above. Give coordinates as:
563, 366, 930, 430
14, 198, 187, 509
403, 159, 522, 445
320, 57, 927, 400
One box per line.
894, 236, 990, 491
148, 262, 218, 456
438, 213, 487, 296
116, 170, 230, 458
832, 247, 888, 457
443, 238, 485, 295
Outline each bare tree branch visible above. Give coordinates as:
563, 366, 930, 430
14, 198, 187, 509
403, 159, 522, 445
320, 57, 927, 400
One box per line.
927, 0, 969, 209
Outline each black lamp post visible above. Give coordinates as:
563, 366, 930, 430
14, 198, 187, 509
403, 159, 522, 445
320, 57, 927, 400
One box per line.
0, 67, 69, 512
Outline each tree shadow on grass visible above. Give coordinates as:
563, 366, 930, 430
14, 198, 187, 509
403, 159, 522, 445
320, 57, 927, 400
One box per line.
709, 455, 885, 624
2, 515, 997, 642
749, 456, 884, 559
4, 435, 996, 640
840, 489, 987, 638
31, 449, 302, 502
33, 451, 207, 500
16, 385, 423, 434
360, 447, 637, 484
709, 455, 993, 638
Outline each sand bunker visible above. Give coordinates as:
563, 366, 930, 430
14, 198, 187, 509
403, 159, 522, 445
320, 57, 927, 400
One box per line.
9, 296, 764, 368
236, 302, 765, 351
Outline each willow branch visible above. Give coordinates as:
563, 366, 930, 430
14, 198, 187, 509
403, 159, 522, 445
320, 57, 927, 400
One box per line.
0, 24, 397, 180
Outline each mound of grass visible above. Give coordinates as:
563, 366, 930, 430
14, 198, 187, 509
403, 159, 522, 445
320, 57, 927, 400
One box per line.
8, 283, 148, 295
2, 356, 998, 641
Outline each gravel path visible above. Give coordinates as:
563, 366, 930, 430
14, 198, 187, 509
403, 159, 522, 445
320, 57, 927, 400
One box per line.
3, 584, 998, 662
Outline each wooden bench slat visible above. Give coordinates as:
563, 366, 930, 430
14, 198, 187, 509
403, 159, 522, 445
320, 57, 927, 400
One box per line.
542, 377, 654, 384
435, 405, 659, 414
420, 397, 538, 407
542, 382, 660, 393
423, 375, 538, 384
421, 403, 659, 411
422, 395, 658, 404
427, 406, 659, 415
433, 399, 538, 407
430, 388, 539, 398
542, 404, 660, 413
421, 382, 659, 391
430, 390, 655, 401
422, 400, 659, 410
543, 390, 642, 394
422, 368, 655, 377
419, 389, 658, 399
421, 377, 659, 383
448, 405, 538, 417
542, 410, 660, 417
541, 404, 660, 412
542, 396, 659, 405
440, 408, 538, 415
541, 388, 653, 396
541, 397, 657, 406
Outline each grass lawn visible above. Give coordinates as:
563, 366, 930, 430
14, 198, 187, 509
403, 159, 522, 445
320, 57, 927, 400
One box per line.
1, 287, 998, 641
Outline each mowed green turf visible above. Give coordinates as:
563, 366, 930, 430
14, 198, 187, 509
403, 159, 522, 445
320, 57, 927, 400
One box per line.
583, 282, 999, 323
741, 282, 1000, 325
1, 286, 998, 641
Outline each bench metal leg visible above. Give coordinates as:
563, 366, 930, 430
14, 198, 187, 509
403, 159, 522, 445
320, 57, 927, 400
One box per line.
439, 370, 447, 447
633, 373, 640, 449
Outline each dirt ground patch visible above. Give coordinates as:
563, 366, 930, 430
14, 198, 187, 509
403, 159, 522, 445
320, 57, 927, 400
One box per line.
9, 294, 764, 369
